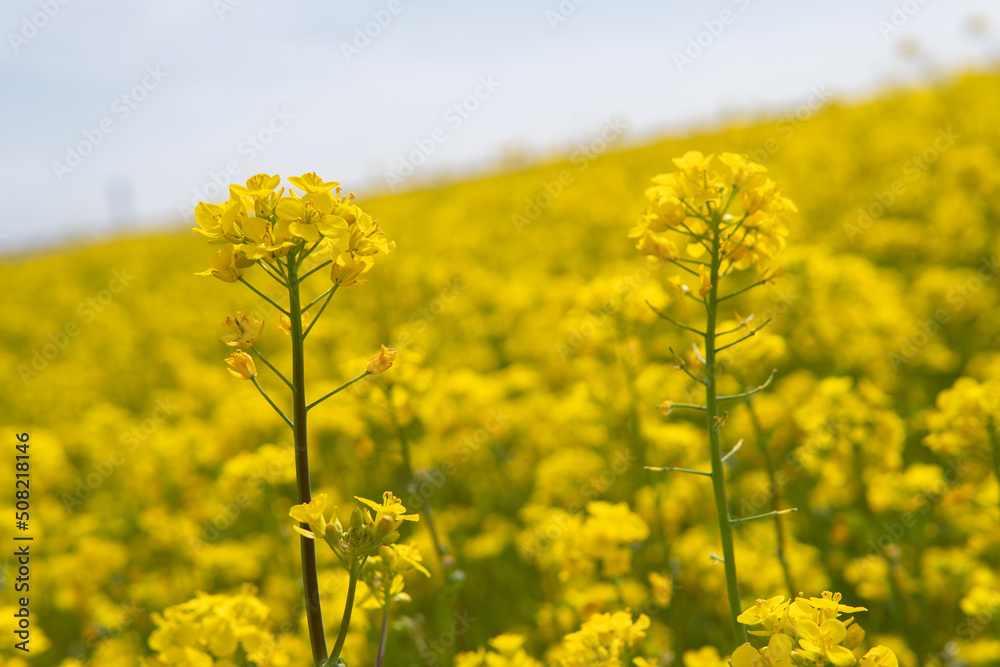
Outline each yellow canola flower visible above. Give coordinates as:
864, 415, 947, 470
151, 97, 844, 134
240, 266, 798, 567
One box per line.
366, 344, 398, 375
730, 633, 793, 667
289, 493, 330, 539
219, 311, 263, 348
795, 618, 857, 667
355, 490, 419, 533
224, 350, 256, 380
196, 243, 253, 282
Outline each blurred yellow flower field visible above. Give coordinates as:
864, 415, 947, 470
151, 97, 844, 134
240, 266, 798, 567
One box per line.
3, 66, 1000, 666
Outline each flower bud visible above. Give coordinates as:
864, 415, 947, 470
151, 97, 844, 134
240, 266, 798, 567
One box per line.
225, 350, 257, 380
377, 515, 396, 537
350, 507, 363, 532
366, 345, 397, 375
379, 545, 397, 566
381, 530, 400, 545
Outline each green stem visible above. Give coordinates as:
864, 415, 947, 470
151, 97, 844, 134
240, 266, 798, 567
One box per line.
704, 211, 747, 646
258, 259, 288, 287
287, 255, 328, 665
251, 343, 293, 390
300, 259, 333, 282
387, 387, 450, 568
988, 418, 1000, 524
331, 566, 360, 661
250, 377, 293, 429
306, 372, 370, 412
748, 404, 796, 597
239, 277, 291, 317
303, 285, 339, 339
375, 577, 392, 667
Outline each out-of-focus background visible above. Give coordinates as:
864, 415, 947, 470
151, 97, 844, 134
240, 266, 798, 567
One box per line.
0, 0, 997, 252
5, 2, 1000, 667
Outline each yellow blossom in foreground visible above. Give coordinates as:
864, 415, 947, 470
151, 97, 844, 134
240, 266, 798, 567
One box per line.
366, 344, 398, 375
219, 311, 263, 348
289, 493, 330, 539
224, 350, 256, 380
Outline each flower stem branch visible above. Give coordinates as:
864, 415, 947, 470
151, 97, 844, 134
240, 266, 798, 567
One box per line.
646, 301, 706, 336
251, 344, 293, 390
644, 465, 712, 477
239, 277, 291, 317
717, 370, 777, 402
715, 319, 772, 353
303, 285, 339, 339
306, 372, 370, 412
251, 377, 293, 429
730, 508, 798, 525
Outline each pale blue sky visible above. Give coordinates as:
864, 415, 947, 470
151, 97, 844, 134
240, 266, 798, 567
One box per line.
1, 0, 997, 253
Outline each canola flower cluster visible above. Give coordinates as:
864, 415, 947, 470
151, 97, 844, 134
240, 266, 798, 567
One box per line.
3, 68, 1000, 666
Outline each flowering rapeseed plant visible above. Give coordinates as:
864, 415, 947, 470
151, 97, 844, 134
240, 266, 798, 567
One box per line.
634, 152, 796, 643
194, 172, 396, 664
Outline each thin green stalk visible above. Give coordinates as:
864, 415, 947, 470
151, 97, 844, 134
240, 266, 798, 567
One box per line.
704, 210, 747, 646
239, 277, 291, 317
306, 372, 370, 412
387, 387, 449, 568
250, 377, 293, 429
287, 254, 328, 665
303, 285, 339, 339
251, 343, 293, 390
331, 565, 360, 661
988, 418, 1000, 524
374, 578, 392, 667
748, 404, 796, 597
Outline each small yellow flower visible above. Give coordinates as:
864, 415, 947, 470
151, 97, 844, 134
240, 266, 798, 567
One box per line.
220, 311, 264, 348
698, 265, 712, 296
796, 618, 857, 667
366, 345, 398, 375
197, 244, 252, 283
225, 350, 256, 380
860, 646, 898, 667
289, 494, 330, 539
331, 252, 370, 286
356, 491, 419, 537
636, 233, 679, 262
